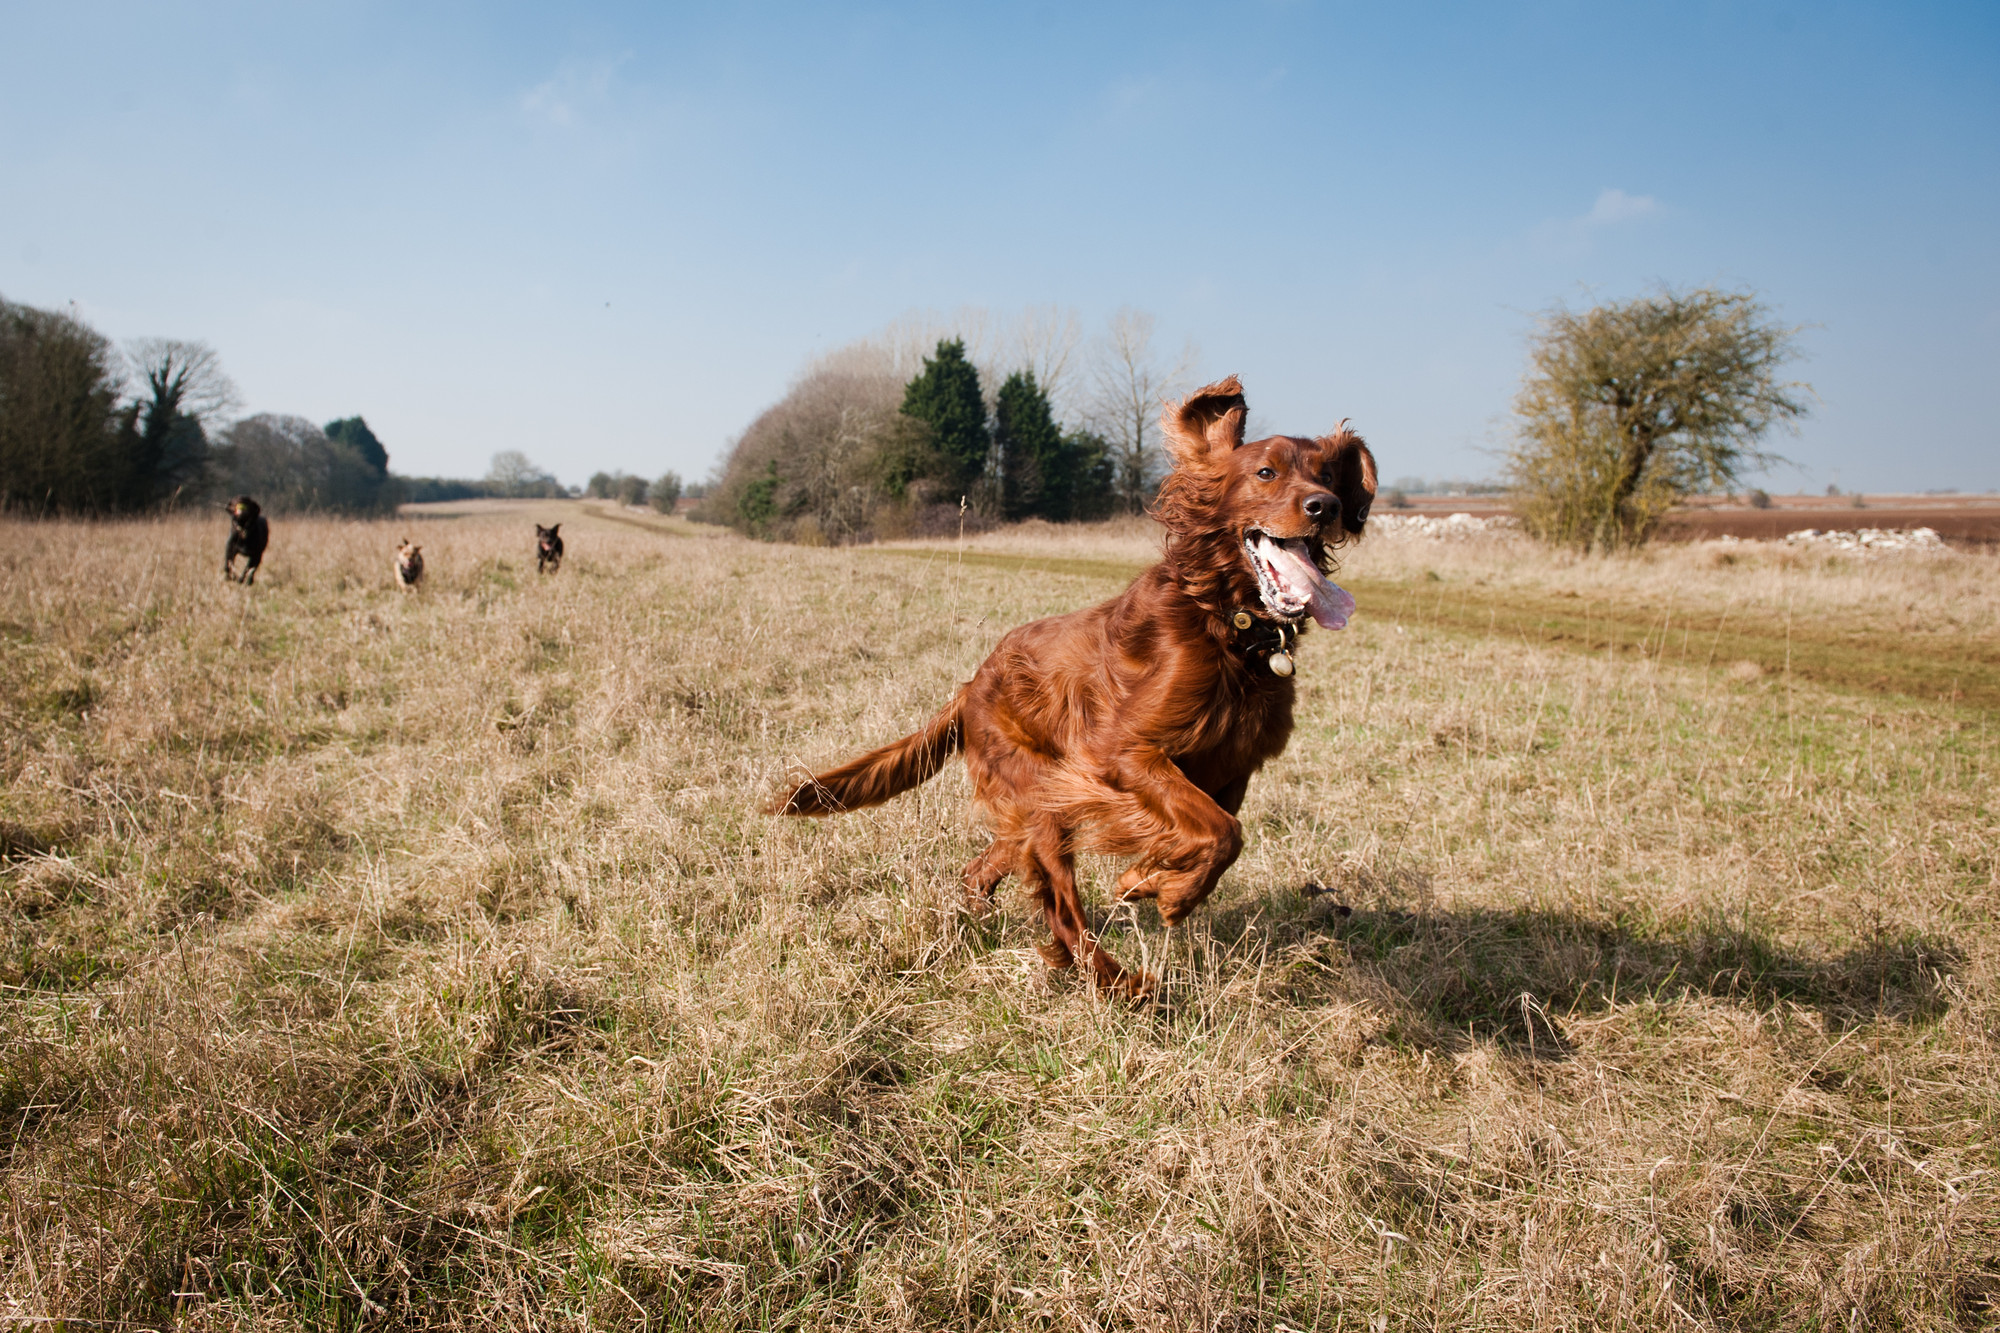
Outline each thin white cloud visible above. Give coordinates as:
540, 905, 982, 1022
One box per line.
520, 56, 626, 128
1580, 187, 1659, 227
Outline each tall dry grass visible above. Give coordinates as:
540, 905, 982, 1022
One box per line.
2, 504, 1996, 1330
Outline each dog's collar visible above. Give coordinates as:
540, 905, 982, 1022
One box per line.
1227, 608, 1300, 677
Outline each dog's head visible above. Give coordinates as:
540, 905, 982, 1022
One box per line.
396, 539, 421, 563
1156, 377, 1376, 627
228, 496, 261, 527
536, 523, 560, 548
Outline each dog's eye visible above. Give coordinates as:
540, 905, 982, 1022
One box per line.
1256, 467, 1276, 480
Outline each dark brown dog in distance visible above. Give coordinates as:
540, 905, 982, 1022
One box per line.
395, 539, 424, 590
772, 377, 1376, 997
536, 523, 563, 574
223, 497, 269, 583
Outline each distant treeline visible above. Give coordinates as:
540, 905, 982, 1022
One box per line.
0, 294, 402, 515
701, 308, 1189, 544
0, 295, 623, 517
398, 451, 572, 504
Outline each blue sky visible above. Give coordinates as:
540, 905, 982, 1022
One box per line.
3, 2, 1995, 491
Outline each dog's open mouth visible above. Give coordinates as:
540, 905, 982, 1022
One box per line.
1244, 530, 1356, 630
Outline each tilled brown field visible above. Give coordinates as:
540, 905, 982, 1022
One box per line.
1660, 503, 2000, 547
1386, 495, 2000, 548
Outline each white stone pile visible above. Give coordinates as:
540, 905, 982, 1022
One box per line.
1781, 527, 1950, 554
1370, 512, 1520, 540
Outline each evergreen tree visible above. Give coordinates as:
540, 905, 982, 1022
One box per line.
739, 460, 780, 534
899, 338, 989, 500
324, 417, 389, 475
324, 416, 390, 511
993, 370, 1062, 521
1042, 427, 1116, 521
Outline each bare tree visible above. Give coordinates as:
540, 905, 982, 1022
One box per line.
116, 338, 243, 504
1087, 308, 1196, 514
486, 450, 563, 498
1008, 305, 1084, 420
848, 306, 1083, 419
124, 339, 241, 427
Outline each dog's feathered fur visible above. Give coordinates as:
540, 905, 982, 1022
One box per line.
773, 377, 1376, 996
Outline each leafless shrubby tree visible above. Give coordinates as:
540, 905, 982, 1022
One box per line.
705, 355, 941, 544
212, 415, 389, 513
1086, 308, 1197, 514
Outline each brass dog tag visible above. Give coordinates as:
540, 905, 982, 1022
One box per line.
1269, 652, 1294, 677
1233, 611, 1253, 630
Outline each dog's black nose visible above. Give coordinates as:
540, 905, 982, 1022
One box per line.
1302, 491, 1341, 523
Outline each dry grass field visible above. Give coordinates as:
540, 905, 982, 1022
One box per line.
2, 502, 1997, 1330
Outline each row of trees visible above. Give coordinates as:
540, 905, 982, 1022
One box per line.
0, 294, 668, 516
218, 414, 397, 512
705, 307, 1192, 543
584, 469, 691, 512
0, 294, 397, 514
7, 286, 1809, 551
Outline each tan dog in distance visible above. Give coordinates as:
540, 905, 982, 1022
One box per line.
395, 539, 424, 590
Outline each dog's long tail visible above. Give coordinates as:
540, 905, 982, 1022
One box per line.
770, 695, 964, 816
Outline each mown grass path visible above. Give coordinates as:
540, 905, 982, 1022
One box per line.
870, 547, 2000, 712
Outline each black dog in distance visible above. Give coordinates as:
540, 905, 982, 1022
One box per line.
223, 497, 269, 583
536, 523, 563, 574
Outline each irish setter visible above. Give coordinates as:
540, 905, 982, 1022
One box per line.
773, 377, 1376, 997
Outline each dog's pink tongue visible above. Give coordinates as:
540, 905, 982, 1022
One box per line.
1267, 540, 1357, 630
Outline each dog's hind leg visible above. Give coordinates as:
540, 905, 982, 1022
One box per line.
1027, 821, 1152, 999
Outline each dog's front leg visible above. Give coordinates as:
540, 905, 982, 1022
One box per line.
1096, 753, 1244, 926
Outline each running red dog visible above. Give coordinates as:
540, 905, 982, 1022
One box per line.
772, 377, 1377, 997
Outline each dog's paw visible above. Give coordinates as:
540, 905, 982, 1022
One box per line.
1114, 865, 1161, 900
1037, 938, 1075, 970
1116, 971, 1163, 1005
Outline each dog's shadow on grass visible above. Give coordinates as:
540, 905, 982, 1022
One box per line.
1187, 887, 1961, 1055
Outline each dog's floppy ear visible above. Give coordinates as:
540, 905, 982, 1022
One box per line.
1320, 426, 1377, 535
1161, 376, 1247, 469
